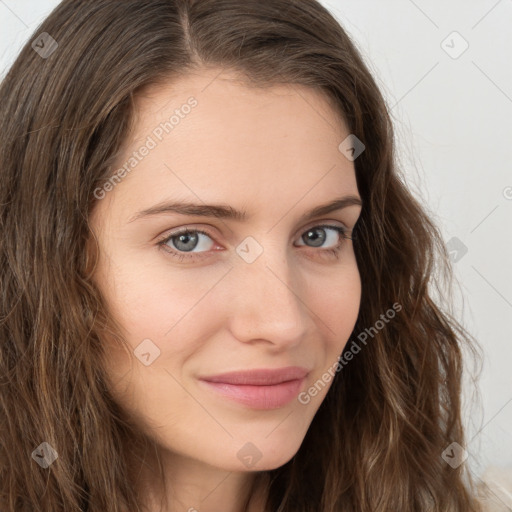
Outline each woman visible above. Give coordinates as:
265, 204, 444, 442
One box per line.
0, 0, 484, 510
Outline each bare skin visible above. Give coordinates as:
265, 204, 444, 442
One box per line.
89, 67, 362, 512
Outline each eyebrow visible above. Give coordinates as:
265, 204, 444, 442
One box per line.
128, 195, 362, 224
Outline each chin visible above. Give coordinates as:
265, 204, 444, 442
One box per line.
211, 434, 305, 473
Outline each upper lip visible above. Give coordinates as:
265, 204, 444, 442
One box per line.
200, 366, 309, 385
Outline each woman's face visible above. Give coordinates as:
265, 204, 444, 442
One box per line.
89, 68, 362, 474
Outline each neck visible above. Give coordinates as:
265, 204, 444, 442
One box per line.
126, 442, 270, 512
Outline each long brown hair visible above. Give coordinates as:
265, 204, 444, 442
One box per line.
0, 0, 484, 510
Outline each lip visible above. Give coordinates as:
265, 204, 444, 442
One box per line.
200, 366, 309, 385
198, 366, 309, 410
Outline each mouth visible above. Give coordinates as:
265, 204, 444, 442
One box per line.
198, 366, 309, 410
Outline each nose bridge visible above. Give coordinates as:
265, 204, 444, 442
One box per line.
228, 237, 308, 343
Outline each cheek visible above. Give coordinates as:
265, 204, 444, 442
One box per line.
307, 257, 361, 334
94, 249, 230, 381
303, 260, 362, 387
94, 253, 220, 419
97, 246, 220, 337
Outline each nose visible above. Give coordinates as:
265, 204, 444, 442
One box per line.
226, 244, 311, 349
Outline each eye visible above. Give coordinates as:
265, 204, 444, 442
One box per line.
156, 223, 353, 262
157, 228, 216, 261
295, 224, 349, 249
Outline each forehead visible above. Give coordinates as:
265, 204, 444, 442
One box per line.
130, 67, 349, 153
94, 68, 359, 226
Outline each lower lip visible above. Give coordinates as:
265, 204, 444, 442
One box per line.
198, 378, 306, 410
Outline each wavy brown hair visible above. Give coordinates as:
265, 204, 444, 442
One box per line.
0, 0, 484, 510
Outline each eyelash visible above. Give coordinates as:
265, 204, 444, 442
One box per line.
156, 224, 352, 263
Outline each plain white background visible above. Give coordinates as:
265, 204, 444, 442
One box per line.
1, 0, 511, 484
